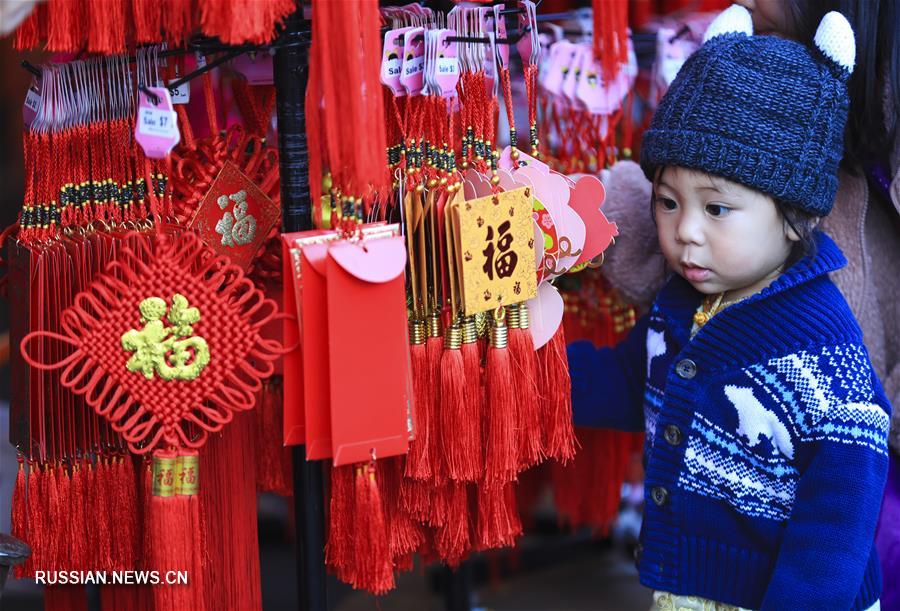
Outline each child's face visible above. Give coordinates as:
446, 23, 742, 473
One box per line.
654, 166, 799, 300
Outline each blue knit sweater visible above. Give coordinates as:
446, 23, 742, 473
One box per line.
569, 232, 891, 610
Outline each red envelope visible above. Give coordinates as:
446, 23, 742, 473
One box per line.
281, 236, 305, 446
281, 224, 402, 452
326, 237, 412, 466
300, 244, 332, 459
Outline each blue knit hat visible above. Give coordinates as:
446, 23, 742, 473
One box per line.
640, 6, 856, 217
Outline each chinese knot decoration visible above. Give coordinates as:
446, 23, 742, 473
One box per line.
20, 230, 283, 453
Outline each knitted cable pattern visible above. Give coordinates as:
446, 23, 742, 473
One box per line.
20, 230, 282, 454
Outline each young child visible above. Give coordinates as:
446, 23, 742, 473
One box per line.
568, 6, 890, 610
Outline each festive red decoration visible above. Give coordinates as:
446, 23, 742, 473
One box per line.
12, 0, 295, 52
20, 231, 282, 454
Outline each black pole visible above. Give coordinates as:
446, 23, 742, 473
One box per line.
273, 8, 327, 611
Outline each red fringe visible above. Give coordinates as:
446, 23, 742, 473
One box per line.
441, 345, 475, 481
476, 483, 522, 551
484, 342, 519, 485
510, 325, 543, 469
351, 463, 395, 595
435, 481, 472, 567
406, 341, 432, 480
11, 458, 29, 578
538, 326, 577, 463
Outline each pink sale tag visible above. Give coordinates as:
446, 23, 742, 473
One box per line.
135, 87, 180, 159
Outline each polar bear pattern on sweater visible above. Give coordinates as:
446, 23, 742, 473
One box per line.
725, 385, 795, 459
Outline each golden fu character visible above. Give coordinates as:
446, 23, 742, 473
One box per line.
121, 294, 211, 381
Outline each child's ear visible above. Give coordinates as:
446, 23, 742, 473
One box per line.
785, 217, 819, 242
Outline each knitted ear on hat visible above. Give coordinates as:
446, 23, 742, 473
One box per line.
702, 4, 753, 43
814, 11, 856, 77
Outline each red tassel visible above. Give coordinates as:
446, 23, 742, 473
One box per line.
255, 378, 293, 496
426, 316, 447, 481
67, 462, 86, 572
326, 464, 355, 583
435, 481, 472, 567
147, 451, 198, 611
476, 482, 522, 550
11, 457, 30, 578
13, 6, 42, 50
460, 320, 485, 479
122, 456, 141, 570
95, 458, 113, 572
20, 463, 42, 577
441, 323, 477, 481
538, 325, 577, 463
509, 304, 543, 469
400, 477, 448, 528
381, 456, 424, 561
484, 315, 519, 485
351, 462, 395, 595
55, 465, 72, 572
45, 465, 61, 573
406, 323, 432, 480
46, 0, 81, 51
132, 0, 162, 44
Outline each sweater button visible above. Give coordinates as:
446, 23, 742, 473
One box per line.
651, 486, 668, 506
675, 359, 697, 379
664, 424, 683, 446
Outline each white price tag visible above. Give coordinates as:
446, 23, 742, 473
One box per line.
169, 79, 190, 104
436, 57, 459, 76
24, 89, 40, 112
138, 107, 179, 138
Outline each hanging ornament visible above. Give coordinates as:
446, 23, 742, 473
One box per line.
20, 230, 282, 453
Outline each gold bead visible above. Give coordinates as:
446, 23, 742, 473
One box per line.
510, 149, 520, 160
490, 174, 500, 186
427, 179, 438, 188
415, 184, 424, 193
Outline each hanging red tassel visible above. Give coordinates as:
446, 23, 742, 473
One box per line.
406, 321, 432, 480
484, 312, 519, 485
380, 456, 424, 563
441, 322, 476, 481
69, 461, 87, 571
435, 481, 472, 567
352, 461, 395, 595
476, 482, 522, 550
426, 314, 445, 479
132, 0, 163, 44
326, 464, 355, 584
539, 325, 577, 463
45, 464, 61, 573
509, 304, 543, 469
46, 0, 81, 51
147, 451, 195, 611
255, 377, 293, 496
11, 457, 29, 578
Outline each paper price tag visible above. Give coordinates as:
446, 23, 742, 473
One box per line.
135, 87, 180, 159
169, 79, 190, 104
138, 107, 178, 137
400, 28, 425, 95
23, 86, 41, 127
